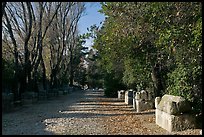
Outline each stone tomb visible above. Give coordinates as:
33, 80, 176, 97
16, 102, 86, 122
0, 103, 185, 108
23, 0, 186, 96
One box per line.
125, 89, 134, 105
155, 94, 196, 132
134, 90, 154, 112
118, 90, 125, 99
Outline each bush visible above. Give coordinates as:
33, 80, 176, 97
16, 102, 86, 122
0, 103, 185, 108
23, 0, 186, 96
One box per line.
104, 72, 126, 97
2, 59, 15, 91
166, 64, 202, 114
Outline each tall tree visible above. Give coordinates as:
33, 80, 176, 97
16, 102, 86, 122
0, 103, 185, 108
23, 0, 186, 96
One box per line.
68, 2, 86, 87
93, 2, 202, 106
44, 2, 86, 88
2, 2, 61, 100
32, 2, 61, 90
2, 2, 6, 18
3, 2, 34, 100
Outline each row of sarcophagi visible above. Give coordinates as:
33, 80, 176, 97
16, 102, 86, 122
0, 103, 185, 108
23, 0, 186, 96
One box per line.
117, 89, 198, 132
118, 89, 154, 112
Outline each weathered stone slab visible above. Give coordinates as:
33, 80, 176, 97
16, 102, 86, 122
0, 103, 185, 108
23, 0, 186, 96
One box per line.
133, 90, 154, 112
125, 89, 134, 105
146, 88, 154, 101
157, 94, 191, 115
155, 97, 161, 109
135, 99, 154, 112
140, 90, 148, 100
156, 109, 196, 132
133, 91, 136, 109
135, 92, 141, 100
118, 90, 125, 99
155, 94, 196, 132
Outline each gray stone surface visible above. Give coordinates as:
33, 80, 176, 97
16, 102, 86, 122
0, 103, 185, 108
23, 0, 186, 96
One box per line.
133, 91, 136, 109
155, 94, 196, 132
156, 109, 196, 132
155, 97, 161, 109
140, 90, 148, 100
157, 94, 191, 115
125, 90, 134, 105
145, 88, 154, 101
135, 99, 154, 112
133, 90, 154, 112
135, 92, 141, 100
118, 90, 125, 99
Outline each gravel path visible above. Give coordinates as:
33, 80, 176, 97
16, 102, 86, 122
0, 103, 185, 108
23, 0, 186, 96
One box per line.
2, 89, 201, 135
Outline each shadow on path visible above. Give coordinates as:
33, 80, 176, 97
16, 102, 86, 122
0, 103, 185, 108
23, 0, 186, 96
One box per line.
2, 89, 155, 135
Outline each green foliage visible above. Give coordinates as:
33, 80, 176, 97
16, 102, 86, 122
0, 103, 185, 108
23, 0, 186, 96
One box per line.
92, 2, 202, 115
122, 57, 151, 89
104, 72, 126, 97
167, 64, 202, 113
2, 58, 15, 90
167, 64, 192, 98
85, 48, 104, 88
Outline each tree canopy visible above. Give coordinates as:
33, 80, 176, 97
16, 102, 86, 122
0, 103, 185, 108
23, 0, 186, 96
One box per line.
91, 2, 202, 114
2, 2, 202, 116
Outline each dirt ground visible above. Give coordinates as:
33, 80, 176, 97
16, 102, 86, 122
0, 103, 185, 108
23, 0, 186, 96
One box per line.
2, 89, 202, 135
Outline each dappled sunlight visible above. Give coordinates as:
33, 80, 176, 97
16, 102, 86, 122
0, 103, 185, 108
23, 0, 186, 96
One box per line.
2, 1, 201, 135
42, 114, 107, 135
40, 89, 153, 134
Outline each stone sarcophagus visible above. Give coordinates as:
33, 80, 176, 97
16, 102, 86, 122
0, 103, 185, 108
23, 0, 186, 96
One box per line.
118, 90, 125, 99
133, 90, 154, 112
125, 89, 134, 105
155, 94, 196, 132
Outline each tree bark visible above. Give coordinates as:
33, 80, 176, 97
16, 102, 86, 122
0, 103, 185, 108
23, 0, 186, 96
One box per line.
2, 2, 6, 18
41, 57, 47, 90
69, 50, 74, 87
151, 63, 163, 97
23, 2, 33, 92
4, 9, 20, 101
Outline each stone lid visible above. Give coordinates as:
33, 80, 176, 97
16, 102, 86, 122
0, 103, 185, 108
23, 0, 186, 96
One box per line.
157, 94, 191, 115
118, 90, 125, 93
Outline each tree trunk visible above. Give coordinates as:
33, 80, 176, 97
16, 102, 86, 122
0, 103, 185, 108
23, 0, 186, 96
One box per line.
41, 57, 47, 90
19, 72, 26, 100
4, 10, 21, 101
69, 50, 74, 87
151, 63, 163, 97
2, 2, 6, 18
